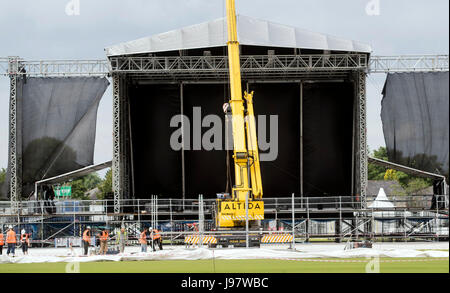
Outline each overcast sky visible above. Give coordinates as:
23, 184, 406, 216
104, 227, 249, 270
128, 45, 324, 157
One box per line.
0, 0, 448, 177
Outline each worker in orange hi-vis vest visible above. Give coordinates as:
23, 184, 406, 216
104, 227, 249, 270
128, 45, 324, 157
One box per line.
6, 226, 17, 257
20, 229, 30, 255
139, 228, 148, 253
99, 228, 109, 255
151, 229, 163, 251
82, 226, 92, 256
0, 229, 4, 255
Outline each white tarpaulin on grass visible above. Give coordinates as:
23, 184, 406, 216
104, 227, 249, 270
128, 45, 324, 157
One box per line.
0, 246, 447, 264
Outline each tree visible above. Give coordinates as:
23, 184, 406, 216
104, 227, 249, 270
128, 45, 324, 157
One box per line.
384, 169, 399, 181
368, 146, 433, 195
368, 147, 389, 180
383, 169, 408, 184
403, 178, 432, 195
82, 173, 102, 190
98, 169, 112, 200
70, 179, 89, 200
68, 173, 102, 200
0, 168, 5, 183
0, 168, 6, 198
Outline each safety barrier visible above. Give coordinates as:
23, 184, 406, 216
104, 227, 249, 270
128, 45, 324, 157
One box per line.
54, 237, 82, 248
184, 236, 217, 245
221, 215, 264, 221
261, 234, 293, 243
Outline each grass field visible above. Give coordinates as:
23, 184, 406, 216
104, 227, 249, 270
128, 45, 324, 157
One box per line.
0, 258, 448, 273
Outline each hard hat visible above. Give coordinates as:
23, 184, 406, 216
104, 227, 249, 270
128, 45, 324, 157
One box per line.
21, 229, 26, 234
8, 225, 13, 229
87, 226, 91, 229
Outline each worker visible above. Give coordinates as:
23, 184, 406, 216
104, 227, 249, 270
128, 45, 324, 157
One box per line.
139, 228, 148, 253
0, 229, 4, 255
152, 228, 163, 251
6, 226, 17, 257
82, 226, 91, 256
95, 228, 101, 249
67, 242, 75, 257
43, 185, 55, 214
20, 229, 30, 255
116, 227, 128, 254
99, 228, 109, 255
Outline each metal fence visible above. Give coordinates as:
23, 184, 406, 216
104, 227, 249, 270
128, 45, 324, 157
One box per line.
0, 195, 448, 247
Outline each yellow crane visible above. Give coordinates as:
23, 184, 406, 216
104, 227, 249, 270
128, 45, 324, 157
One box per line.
216, 0, 264, 228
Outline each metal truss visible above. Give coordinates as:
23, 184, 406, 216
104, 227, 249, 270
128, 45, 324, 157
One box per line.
369, 55, 449, 73
2, 55, 449, 77
357, 71, 368, 209
120, 79, 130, 202
112, 74, 122, 214
109, 54, 368, 80
8, 57, 20, 213
0, 57, 14, 75
3, 55, 448, 78
1, 58, 110, 77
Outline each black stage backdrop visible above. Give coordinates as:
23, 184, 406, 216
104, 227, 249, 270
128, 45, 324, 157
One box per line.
302, 82, 354, 197
129, 82, 354, 199
183, 84, 229, 198
129, 84, 182, 198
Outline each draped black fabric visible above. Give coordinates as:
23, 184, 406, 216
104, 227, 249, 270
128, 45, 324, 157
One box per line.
381, 72, 449, 178
6, 77, 109, 199
129, 84, 182, 198
302, 82, 355, 197
182, 84, 228, 198
250, 83, 301, 197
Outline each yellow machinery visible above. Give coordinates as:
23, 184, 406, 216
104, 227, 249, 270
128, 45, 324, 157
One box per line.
216, 0, 264, 228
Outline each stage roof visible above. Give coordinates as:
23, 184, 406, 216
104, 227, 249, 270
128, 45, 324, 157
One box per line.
105, 15, 372, 56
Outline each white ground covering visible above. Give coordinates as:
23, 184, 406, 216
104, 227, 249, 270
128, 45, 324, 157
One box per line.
0, 242, 447, 264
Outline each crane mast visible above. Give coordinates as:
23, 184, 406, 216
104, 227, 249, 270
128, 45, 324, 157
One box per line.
216, 0, 264, 228
226, 0, 249, 201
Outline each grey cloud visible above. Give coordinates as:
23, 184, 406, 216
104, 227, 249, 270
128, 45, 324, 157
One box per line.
0, 0, 448, 169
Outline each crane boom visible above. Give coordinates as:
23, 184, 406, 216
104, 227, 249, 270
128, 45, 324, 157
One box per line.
226, 0, 250, 202
216, 0, 264, 228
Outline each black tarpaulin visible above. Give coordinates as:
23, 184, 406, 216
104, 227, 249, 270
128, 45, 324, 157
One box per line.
302, 82, 355, 197
250, 83, 301, 197
183, 84, 228, 199
129, 84, 182, 198
7, 77, 109, 199
381, 72, 449, 177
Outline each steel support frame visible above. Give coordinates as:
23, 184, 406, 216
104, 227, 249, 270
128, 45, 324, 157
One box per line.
1, 59, 110, 77
8, 58, 20, 213
369, 55, 449, 73
120, 77, 130, 202
357, 70, 368, 209
109, 54, 368, 80
112, 74, 122, 214
110, 68, 369, 212
2, 55, 448, 77
3, 54, 447, 218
